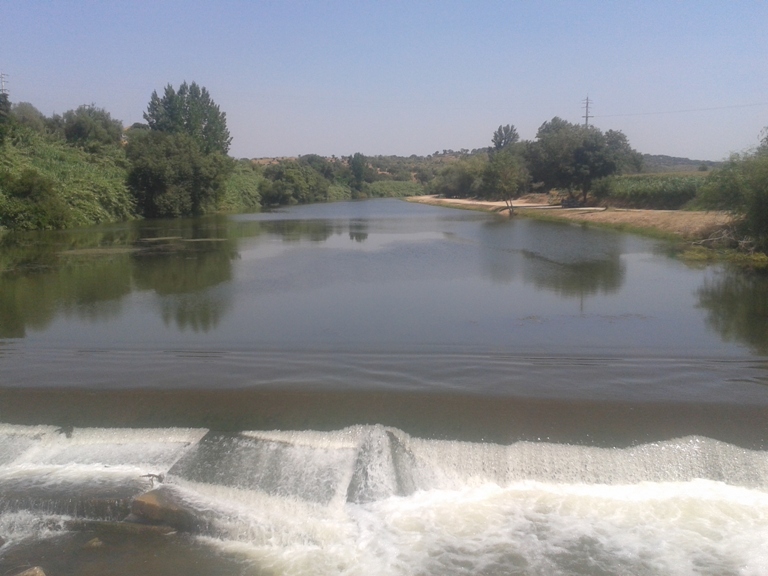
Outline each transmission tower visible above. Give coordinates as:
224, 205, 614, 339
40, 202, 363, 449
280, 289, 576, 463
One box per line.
0, 73, 8, 95
582, 96, 593, 127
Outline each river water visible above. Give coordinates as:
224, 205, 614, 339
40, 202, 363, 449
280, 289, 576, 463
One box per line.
2, 199, 768, 574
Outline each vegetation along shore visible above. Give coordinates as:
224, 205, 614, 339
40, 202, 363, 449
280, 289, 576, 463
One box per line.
2, 82, 767, 262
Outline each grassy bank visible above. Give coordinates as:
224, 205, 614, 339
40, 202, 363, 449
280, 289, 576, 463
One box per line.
0, 128, 136, 229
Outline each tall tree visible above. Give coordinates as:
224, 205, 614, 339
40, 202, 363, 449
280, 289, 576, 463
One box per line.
126, 130, 231, 218
144, 81, 231, 154
491, 124, 519, 153
526, 117, 634, 203
480, 148, 528, 212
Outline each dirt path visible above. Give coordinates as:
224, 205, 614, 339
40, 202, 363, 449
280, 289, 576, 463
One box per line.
407, 195, 731, 240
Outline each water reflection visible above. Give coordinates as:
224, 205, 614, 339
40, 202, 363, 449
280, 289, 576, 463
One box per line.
522, 251, 625, 298
2, 201, 767, 358
0, 217, 243, 337
697, 268, 768, 354
261, 219, 337, 243
0, 251, 133, 337
348, 220, 369, 243
478, 220, 625, 298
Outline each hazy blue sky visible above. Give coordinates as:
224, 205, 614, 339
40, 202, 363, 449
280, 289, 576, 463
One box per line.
2, 1, 767, 160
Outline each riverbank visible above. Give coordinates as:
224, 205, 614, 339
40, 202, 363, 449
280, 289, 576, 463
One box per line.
407, 195, 731, 241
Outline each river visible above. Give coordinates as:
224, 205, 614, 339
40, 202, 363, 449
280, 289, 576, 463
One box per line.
1, 199, 768, 575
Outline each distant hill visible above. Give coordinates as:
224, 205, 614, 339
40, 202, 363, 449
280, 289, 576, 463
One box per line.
642, 154, 722, 173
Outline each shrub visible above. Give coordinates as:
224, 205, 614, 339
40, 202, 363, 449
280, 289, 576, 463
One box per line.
698, 153, 768, 252
594, 173, 704, 209
366, 180, 424, 197
0, 168, 70, 230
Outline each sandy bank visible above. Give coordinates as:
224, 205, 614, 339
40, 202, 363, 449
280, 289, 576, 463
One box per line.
407, 195, 731, 240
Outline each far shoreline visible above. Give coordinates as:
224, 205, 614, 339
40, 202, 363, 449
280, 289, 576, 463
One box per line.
406, 195, 731, 242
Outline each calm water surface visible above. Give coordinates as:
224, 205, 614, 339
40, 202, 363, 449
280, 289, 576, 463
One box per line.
3, 199, 768, 575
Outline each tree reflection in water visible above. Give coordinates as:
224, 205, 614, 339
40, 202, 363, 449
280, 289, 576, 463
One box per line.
697, 268, 768, 355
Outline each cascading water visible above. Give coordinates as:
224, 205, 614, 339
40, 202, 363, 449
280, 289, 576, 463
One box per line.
2, 422, 768, 575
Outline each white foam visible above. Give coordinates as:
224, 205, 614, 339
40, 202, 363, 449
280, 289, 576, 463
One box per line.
4, 423, 768, 574
193, 479, 768, 576
0, 511, 68, 548
240, 427, 364, 449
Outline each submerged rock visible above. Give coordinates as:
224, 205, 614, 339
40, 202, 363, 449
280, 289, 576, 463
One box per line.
83, 537, 103, 549
131, 486, 210, 533
12, 568, 46, 576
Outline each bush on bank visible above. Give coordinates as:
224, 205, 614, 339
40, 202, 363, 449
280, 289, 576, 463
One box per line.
592, 173, 705, 210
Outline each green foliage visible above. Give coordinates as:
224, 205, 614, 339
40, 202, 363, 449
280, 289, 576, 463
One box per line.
127, 82, 235, 218
326, 183, 353, 201
427, 156, 485, 198
694, 157, 747, 211
479, 147, 528, 205
144, 81, 231, 154
491, 124, 519, 152
220, 160, 263, 212
365, 180, 424, 197
0, 168, 70, 230
0, 126, 135, 228
62, 105, 123, 151
11, 102, 46, 134
697, 151, 768, 252
349, 152, 375, 192
605, 130, 643, 174
593, 173, 704, 209
526, 118, 639, 202
259, 160, 330, 206
126, 130, 233, 218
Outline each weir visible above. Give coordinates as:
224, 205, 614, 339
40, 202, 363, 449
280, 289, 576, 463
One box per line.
3, 423, 768, 574
3, 423, 768, 520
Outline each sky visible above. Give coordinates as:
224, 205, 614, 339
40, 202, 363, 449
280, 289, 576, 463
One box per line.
2, 1, 767, 161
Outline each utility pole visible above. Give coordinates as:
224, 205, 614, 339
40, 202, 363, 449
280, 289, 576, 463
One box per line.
582, 96, 593, 127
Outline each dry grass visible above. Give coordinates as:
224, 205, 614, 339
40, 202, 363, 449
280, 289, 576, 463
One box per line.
523, 207, 732, 240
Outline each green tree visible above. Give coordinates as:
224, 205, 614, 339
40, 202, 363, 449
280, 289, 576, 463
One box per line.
0, 168, 70, 230
62, 104, 124, 150
698, 150, 768, 252
525, 118, 630, 203
259, 160, 330, 206
480, 148, 528, 211
143, 81, 231, 154
11, 102, 46, 134
491, 124, 519, 153
427, 156, 485, 198
348, 152, 374, 193
605, 129, 643, 174
126, 131, 232, 218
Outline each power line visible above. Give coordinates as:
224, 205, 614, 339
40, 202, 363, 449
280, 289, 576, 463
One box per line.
595, 101, 768, 118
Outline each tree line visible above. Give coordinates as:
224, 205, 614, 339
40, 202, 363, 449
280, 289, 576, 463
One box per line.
0, 82, 253, 229
3, 83, 768, 255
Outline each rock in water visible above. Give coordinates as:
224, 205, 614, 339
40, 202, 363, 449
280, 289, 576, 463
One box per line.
83, 537, 104, 549
131, 486, 208, 533
13, 568, 47, 576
